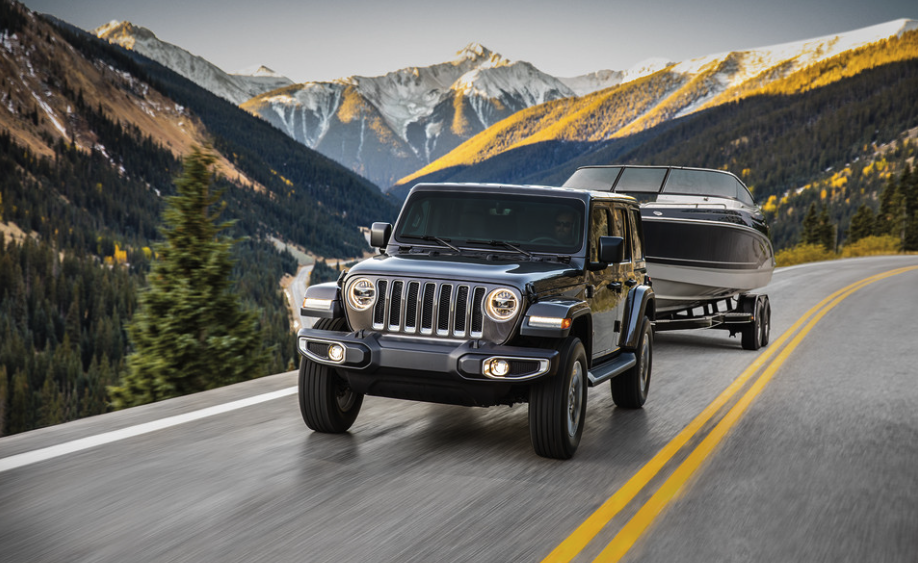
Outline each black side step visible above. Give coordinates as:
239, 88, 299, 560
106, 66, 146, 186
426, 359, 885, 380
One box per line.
587, 353, 636, 387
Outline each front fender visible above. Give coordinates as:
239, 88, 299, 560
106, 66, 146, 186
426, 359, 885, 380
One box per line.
620, 286, 654, 350
520, 298, 590, 339
299, 282, 345, 319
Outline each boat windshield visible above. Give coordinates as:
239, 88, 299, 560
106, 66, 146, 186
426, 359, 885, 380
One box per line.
394, 192, 585, 253
663, 169, 755, 205
564, 166, 756, 206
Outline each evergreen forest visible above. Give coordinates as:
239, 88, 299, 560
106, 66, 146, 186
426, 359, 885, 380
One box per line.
0, 8, 397, 435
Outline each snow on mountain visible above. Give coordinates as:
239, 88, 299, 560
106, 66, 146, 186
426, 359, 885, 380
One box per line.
231, 65, 294, 98
94, 21, 292, 104
350, 43, 522, 139
559, 70, 624, 97
255, 82, 346, 148
668, 18, 918, 118
560, 58, 673, 96
241, 43, 576, 185
399, 18, 918, 187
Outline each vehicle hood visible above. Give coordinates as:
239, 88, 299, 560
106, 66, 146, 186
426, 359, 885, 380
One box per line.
347, 253, 580, 289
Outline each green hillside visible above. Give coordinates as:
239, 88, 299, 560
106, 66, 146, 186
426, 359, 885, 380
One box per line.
0, 4, 397, 436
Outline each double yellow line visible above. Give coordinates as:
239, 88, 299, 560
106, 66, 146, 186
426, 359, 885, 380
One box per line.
542, 265, 918, 563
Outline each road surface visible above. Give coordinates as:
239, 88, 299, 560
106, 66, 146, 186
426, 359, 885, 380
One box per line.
2, 255, 917, 563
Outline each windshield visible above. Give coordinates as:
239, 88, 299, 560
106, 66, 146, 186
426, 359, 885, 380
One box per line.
395, 192, 585, 253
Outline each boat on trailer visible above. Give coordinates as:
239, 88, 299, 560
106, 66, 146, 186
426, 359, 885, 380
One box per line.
562, 165, 775, 349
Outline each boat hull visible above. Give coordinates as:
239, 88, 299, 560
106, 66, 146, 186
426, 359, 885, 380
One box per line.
641, 214, 774, 313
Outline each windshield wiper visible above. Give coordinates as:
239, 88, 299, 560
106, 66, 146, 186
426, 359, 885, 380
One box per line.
399, 235, 461, 253
466, 239, 533, 258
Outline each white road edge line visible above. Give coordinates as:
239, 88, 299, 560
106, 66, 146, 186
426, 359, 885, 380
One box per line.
0, 386, 297, 473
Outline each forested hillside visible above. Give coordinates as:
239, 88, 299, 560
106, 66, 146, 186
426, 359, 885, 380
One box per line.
0, 1, 396, 435
397, 32, 918, 250
53, 20, 397, 257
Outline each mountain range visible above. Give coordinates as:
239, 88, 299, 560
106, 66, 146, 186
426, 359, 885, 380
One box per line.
7, 1, 918, 251
94, 20, 294, 105
91, 18, 918, 194
89, 23, 678, 187
1, 1, 393, 259
399, 19, 918, 188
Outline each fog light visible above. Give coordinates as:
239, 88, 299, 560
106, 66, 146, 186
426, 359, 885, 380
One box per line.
486, 358, 510, 377
328, 343, 345, 362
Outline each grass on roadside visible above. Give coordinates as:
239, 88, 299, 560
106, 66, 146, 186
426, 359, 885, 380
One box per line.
776, 235, 903, 267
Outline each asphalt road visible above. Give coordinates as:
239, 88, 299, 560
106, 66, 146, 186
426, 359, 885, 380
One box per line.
2, 255, 917, 563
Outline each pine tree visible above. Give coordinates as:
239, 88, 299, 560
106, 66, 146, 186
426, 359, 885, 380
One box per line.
817, 205, 836, 252
876, 174, 899, 236
901, 164, 918, 251
111, 146, 268, 409
0, 365, 7, 437
847, 204, 875, 243
9, 369, 30, 434
801, 203, 820, 245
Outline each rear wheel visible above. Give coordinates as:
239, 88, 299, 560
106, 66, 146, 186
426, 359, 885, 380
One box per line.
611, 317, 652, 408
299, 317, 363, 433
741, 296, 764, 350
529, 337, 588, 460
759, 297, 771, 347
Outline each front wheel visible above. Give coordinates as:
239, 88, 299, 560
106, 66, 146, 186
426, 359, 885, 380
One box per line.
611, 317, 652, 408
298, 317, 363, 433
529, 337, 588, 460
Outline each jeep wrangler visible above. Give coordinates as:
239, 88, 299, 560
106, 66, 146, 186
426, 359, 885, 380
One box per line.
297, 183, 655, 459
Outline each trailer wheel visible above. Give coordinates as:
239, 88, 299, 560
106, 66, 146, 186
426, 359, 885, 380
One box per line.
529, 337, 587, 460
741, 296, 764, 350
299, 317, 363, 433
760, 296, 771, 347
612, 316, 652, 408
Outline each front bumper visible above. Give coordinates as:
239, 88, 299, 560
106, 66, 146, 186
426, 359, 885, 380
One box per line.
296, 328, 558, 383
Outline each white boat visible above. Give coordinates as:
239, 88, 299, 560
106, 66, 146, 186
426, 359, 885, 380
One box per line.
563, 165, 775, 314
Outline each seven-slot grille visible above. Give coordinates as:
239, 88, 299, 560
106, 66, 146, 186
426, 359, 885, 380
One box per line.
371, 279, 487, 338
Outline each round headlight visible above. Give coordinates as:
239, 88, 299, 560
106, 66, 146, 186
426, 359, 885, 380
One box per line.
347, 278, 376, 311
485, 288, 519, 322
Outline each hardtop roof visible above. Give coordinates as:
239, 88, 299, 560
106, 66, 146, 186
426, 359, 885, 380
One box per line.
409, 182, 638, 204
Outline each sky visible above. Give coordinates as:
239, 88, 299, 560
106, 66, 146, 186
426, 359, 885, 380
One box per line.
18, 0, 918, 84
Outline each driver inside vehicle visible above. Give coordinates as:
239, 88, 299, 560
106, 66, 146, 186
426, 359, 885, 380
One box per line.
553, 210, 576, 244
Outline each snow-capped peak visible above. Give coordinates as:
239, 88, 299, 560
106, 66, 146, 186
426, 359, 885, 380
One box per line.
454, 43, 509, 67
94, 21, 295, 104
624, 57, 673, 80
93, 20, 157, 49
673, 19, 918, 81
232, 65, 283, 78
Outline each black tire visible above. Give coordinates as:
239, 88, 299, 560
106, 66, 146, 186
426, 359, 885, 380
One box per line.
760, 297, 771, 347
741, 297, 764, 350
611, 317, 652, 408
299, 317, 363, 433
529, 337, 588, 460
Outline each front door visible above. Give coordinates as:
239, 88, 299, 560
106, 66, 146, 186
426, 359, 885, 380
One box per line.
587, 203, 629, 360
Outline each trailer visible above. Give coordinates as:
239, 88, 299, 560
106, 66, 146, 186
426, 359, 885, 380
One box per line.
652, 292, 771, 350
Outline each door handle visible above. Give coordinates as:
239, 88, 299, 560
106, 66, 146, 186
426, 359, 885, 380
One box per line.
607, 281, 623, 290
625, 279, 638, 287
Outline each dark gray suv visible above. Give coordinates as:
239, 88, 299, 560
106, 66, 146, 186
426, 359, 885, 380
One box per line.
297, 183, 655, 459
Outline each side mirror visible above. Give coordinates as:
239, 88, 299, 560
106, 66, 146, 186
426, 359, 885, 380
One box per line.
599, 236, 625, 264
370, 222, 392, 248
